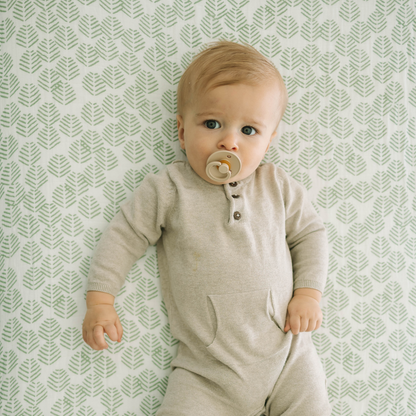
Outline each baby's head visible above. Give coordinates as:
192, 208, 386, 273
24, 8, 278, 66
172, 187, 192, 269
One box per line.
176, 40, 288, 185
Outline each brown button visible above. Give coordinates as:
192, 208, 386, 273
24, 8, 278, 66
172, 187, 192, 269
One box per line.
233, 211, 241, 220
232, 194, 240, 198
229, 182, 238, 187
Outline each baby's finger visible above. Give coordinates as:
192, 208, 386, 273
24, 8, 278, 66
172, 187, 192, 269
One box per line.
93, 325, 108, 349
290, 315, 301, 335
299, 317, 309, 332
115, 319, 123, 342
104, 323, 119, 342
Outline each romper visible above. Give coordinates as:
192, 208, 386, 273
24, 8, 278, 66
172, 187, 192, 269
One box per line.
86, 160, 331, 415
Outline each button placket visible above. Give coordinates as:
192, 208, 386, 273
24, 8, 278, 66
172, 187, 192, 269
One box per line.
228, 182, 242, 222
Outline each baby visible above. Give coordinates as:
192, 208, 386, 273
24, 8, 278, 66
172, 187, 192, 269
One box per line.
83, 40, 331, 416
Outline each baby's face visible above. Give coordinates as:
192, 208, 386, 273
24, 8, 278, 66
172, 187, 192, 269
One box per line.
176, 81, 284, 185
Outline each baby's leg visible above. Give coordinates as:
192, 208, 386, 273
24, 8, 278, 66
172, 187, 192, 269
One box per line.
155, 367, 243, 416
264, 332, 331, 416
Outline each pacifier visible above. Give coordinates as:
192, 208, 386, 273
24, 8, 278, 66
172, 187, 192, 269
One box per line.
205, 150, 242, 183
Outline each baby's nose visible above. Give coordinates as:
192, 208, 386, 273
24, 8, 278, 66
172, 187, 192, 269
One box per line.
218, 133, 238, 151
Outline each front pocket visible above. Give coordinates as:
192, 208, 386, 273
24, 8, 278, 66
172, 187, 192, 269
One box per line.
205, 289, 286, 369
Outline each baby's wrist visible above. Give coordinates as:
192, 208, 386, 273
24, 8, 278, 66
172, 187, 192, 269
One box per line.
86, 291, 115, 307
293, 288, 321, 303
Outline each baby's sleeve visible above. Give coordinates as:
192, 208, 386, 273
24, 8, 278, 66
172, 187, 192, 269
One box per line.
86, 171, 175, 298
277, 167, 329, 295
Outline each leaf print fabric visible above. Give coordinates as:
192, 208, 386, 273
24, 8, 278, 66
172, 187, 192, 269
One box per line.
1, 0, 416, 414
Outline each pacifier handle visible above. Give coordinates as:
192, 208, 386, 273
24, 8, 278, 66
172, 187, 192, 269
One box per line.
206, 161, 232, 181
205, 151, 242, 183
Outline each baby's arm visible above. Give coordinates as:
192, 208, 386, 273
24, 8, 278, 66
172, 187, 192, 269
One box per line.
278, 167, 329, 334
83, 172, 174, 350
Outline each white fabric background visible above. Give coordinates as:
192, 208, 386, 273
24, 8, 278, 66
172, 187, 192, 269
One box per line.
1, 0, 416, 415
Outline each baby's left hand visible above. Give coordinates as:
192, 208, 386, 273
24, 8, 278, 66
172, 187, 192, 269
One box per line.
284, 294, 323, 335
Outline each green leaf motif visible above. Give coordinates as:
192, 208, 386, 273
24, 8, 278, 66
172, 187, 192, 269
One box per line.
54, 26, 78, 50
180, 24, 202, 48
76, 43, 99, 67
52, 81, 77, 105
78, 195, 101, 219
119, 52, 141, 76
33, 133, 61, 157
83, 163, 106, 188
59, 114, 83, 137
122, 29, 145, 53
82, 72, 106, 96
153, 141, 175, 165
40, 225, 64, 249
123, 84, 146, 110
55, 57, 80, 81
0, 102, 21, 127
103, 96, 126, 119
3, 205, 22, 228
37, 102, 60, 126
367, 10, 387, 33
36, 9, 60, 34
81, 102, 104, 126
391, 23, 411, 46
173, 0, 196, 21
19, 142, 41, 166
37, 38, 60, 63
320, 19, 340, 42
102, 124, 125, 147
52, 184, 76, 208
16, 113, 38, 137
95, 148, 118, 171
78, 14, 102, 39
276, 16, 299, 39
1, 73, 20, 99
47, 154, 72, 178
139, 101, 162, 125
96, 36, 119, 61
16, 24, 38, 48
102, 65, 125, 89
139, 14, 163, 38
122, 0, 144, 19
56, 0, 80, 23
17, 84, 41, 107
99, 0, 123, 14
123, 140, 146, 165
389, 51, 408, 73
0, 17, 16, 44
151, 346, 173, 370
13, 0, 37, 22
339, 0, 360, 22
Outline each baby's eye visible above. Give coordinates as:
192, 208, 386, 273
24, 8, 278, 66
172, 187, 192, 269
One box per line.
242, 126, 256, 136
205, 120, 220, 129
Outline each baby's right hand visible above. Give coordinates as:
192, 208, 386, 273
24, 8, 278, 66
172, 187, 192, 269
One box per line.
82, 304, 123, 350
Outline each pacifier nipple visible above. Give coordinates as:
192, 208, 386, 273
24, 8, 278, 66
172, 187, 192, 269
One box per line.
205, 151, 242, 183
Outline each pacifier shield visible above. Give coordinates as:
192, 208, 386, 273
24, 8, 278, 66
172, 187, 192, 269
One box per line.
205, 151, 242, 183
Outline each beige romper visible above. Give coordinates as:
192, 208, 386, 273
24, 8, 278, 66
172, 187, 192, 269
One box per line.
87, 161, 331, 416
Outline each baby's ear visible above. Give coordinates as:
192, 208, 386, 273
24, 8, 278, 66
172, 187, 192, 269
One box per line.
176, 114, 183, 130
176, 115, 185, 149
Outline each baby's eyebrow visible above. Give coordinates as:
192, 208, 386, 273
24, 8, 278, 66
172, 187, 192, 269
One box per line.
196, 112, 266, 128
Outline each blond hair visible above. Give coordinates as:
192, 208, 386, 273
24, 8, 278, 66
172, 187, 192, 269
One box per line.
176, 40, 288, 128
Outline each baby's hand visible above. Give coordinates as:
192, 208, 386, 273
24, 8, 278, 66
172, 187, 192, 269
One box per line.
284, 294, 322, 335
82, 304, 123, 350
